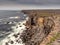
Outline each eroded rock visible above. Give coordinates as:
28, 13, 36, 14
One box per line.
21, 16, 55, 45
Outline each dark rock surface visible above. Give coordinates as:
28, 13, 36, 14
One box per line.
20, 16, 55, 45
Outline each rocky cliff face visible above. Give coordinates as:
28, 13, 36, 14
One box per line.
21, 10, 56, 45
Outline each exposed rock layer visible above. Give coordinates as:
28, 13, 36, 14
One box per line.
21, 11, 55, 45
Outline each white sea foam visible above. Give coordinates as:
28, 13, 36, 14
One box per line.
9, 16, 20, 19
0, 17, 28, 45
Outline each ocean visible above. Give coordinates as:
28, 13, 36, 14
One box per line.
0, 10, 27, 42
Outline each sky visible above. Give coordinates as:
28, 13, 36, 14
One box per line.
0, 0, 60, 10
0, 0, 60, 5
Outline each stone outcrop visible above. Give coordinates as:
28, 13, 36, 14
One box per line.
21, 10, 57, 45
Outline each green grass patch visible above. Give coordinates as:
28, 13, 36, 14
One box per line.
46, 32, 60, 45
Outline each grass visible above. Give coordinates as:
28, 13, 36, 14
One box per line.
46, 32, 60, 45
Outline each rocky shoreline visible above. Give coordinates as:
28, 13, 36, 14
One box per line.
1, 10, 60, 45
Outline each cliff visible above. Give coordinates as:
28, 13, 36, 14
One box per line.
21, 10, 60, 45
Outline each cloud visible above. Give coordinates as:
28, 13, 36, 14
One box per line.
0, 0, 60, 5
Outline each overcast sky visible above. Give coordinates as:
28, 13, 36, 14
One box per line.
0, 0, 60, 10
0, 0, 60, 5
